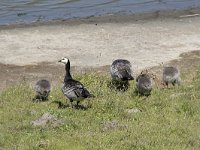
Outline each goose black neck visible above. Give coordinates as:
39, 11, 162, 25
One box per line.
64, 61, 72, 82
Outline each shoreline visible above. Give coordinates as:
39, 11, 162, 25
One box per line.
0, 7, 200, 29
1, 12, 200, 67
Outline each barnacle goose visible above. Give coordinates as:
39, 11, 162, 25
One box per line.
136, 71, 153, 96
58, 57, 93, 107
163, 66, 181, 87
34, 79, 51, 101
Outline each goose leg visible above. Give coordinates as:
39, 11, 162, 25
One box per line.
165, 82, 168, 88
70, 99, 73, 108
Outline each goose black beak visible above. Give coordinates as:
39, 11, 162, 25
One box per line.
58, 60, 61, 62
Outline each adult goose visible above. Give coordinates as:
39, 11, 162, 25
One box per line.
58, 57, 93, 107
136, 72, 152, 96
163, 66, 181, 88
34, 79, 51, 101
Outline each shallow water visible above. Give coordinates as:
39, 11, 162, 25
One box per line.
0, 0, 200, 25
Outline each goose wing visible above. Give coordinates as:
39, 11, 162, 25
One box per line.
62, 79, 91, 100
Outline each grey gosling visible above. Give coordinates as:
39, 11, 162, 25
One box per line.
110, 59, 134, 91
163, 66, 181, 88
34, 79, 51, 101
58, 57, 93, 107
136, 72, 153, 96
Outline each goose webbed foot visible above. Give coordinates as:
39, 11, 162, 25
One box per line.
51, 101, 69, 109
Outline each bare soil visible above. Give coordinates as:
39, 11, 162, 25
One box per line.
1, 11, 200, 91
1, 50, 200, 92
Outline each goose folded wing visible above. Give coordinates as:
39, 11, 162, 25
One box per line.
63, 80, 91, 98
73, 81, 91, 98
73, 86, 91, 98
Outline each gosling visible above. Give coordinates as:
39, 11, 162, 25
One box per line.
34, 79, 51, 101
136, 73, 152, 96
163, 66, 181, 88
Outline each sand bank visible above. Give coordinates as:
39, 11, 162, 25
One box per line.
0, 9, 200, 91
1, 10, 200, 70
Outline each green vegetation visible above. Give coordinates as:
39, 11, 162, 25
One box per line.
1, 68, 200, 150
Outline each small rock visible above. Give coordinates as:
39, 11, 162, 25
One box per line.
170, 93, 184, 98
125, 108, 141, 113
52, 119, 65, 127
32, 112, 64, 127
30, 109, 37, 115
102, 120, 118, 131
38, 140, 49, 149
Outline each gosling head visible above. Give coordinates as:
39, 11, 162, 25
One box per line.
58, 57, 69, 64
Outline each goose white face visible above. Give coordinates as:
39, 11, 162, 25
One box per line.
59, 57, 69, 64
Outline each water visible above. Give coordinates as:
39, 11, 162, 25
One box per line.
0, 0, 200, 25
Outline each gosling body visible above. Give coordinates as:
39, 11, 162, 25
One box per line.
163, 66, 181, 87
136, 74, 152, 96
34, 79, 51, 101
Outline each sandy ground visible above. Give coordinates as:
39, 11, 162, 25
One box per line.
0, 10, 200, 91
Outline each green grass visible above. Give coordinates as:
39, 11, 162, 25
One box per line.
1, 69, 200, 150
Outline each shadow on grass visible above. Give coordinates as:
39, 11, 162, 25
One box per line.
32, 97, 49, 103
108, 79, 130, 92
51, 101, 90, 110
